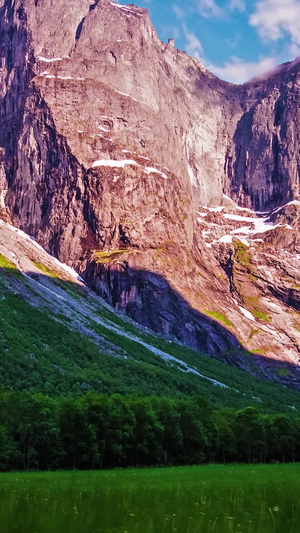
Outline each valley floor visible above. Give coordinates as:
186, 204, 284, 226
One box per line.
0, 465, 299, 533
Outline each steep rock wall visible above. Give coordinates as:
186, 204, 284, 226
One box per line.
1, 0, 300, 374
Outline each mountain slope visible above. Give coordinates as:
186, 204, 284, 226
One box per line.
1, 218, 300, 412
0, 0, 300, 381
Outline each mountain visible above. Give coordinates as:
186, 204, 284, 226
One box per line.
1, 0, 300, 388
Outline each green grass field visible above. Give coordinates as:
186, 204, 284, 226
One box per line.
0, 465, 299, 533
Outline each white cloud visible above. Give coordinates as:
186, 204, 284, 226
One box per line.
229, 0, 246, 11
195, 0, 223, 18
250, 0, 300, 45
183, 24, 204, 61
181, 19, 278, 83
207, 55, 278, 83
173, 4, 185, 19
289, 42, 300, 57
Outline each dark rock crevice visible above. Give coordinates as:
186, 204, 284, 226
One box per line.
75, 0, 100, 42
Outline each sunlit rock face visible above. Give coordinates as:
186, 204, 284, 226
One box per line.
1, 0, 300, 381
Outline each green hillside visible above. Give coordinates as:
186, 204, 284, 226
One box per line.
1, 257, 300, 414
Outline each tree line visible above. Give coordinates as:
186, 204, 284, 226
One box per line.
0, 392, 299, 471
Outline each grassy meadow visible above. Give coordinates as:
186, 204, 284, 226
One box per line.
0, 465, 299, 533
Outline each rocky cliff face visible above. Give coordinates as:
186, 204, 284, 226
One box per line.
1, 0, 300, 385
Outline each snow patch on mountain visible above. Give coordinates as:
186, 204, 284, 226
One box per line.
92, 159, 139, 169
144, 167, 168, 179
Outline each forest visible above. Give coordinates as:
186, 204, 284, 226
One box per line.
0, 392, 299, 471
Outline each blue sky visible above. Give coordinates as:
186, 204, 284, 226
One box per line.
116, 0, 300, 83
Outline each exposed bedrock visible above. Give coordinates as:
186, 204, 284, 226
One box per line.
1, 0, 300, 378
